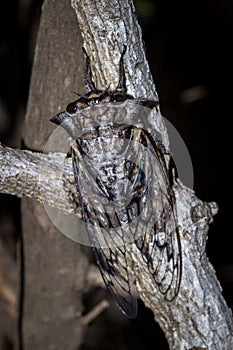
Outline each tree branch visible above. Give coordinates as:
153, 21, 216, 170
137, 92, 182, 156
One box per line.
70, 1, 233, 347
0, 144, 75, 213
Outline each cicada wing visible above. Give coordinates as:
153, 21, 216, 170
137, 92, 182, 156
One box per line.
134, 130, 182, 301
72, 146, 138, 318
71, 124, 181, 318
91, 238, 138, 319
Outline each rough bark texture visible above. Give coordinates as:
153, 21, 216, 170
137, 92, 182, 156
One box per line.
59, 0, 233, 348
0, 145, 75, 213
0, 0, 233, 349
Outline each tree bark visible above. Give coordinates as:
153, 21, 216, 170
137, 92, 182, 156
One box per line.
19, 0, 89, 349
70, 2, 233, 348
0, 145, 75, 214
0, 0, 233, 349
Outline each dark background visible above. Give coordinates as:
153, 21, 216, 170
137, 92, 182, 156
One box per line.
0, 0, 232, 349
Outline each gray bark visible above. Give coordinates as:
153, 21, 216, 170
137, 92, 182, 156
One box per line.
71, 2, 233, 348
0, 0, 232, 349
0, 145, 75, 214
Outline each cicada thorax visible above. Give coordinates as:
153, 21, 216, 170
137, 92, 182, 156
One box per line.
56, 99, 156, 141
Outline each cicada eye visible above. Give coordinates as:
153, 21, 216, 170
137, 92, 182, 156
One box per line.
111, 93, 126, 103
66, 102, 77, 115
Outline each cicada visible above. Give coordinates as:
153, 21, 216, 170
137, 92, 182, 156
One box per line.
50, 46, 182, 318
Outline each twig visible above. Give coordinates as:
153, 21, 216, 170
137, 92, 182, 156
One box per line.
80, 300, 110, 326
